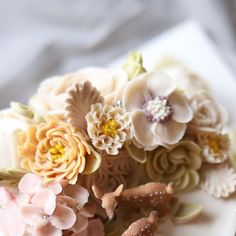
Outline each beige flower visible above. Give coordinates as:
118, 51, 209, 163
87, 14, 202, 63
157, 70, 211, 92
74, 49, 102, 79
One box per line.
29, 67, 128, 115
18, 117, 101, 184
197, 133, 229, 164
86, 104, 132, 155
188, 91, 227, 134
145, 141, 202, 192
0, 108, 34, 169
200, 164, 236, 198
79, 149, 140, 192
156, 57, 210, 99
123, 72, 193, 150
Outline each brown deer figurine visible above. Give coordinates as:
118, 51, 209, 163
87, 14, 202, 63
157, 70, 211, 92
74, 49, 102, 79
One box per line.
92, 182, 174, 220
121, 211, 159, 236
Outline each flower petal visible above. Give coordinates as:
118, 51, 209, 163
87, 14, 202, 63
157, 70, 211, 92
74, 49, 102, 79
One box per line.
35, 222, 62, 236
21, 204, 44, 226
169, 90, 193, 123
72, 213, 88, 233
154, 119, 186, 144
18, 173, 41, 195
123, 78, 148, 111
146, 72, 176, 97
87, 219, 104, 236
132, 110, 159, 150
64, 185, 89, 207
50, 204, 76, 230
32, 189, 56, 215
47, 182, 62, 195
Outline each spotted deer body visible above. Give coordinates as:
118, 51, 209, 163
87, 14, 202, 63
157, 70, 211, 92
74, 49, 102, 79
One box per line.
92, 182, 174, 220
121, 211, 159, 236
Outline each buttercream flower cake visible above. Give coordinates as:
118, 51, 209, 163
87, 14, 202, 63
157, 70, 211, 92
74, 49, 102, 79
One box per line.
0, 51, 235, 236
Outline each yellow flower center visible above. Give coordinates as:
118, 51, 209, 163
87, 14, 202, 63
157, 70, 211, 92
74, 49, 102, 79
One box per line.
101, 119, 118, 138
49, 143, 65, 160
208, 139, 220, 154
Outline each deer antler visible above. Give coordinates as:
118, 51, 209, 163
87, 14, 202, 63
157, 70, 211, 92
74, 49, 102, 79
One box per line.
121, 211, 159, 236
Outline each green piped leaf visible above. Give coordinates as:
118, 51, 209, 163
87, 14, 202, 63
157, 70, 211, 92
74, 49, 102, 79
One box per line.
123, 51, 146, 80
171, 202, 202, 225
125, 143, 147, 163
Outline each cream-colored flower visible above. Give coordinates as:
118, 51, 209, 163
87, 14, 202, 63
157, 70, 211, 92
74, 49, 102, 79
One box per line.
145, 141, 202, 192
79, 149, 140, 192
0, 109, 34, 169
188, 91, 227, 134
123, 72, 193, 150
18, 117, 101, 184
29, 67, 128, 115
197, 133, 229, 164
86, 104, 132, 155
156, 57, 210, 99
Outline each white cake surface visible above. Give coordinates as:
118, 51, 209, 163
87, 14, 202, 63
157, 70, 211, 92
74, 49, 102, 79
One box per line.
111, 20, 236, 236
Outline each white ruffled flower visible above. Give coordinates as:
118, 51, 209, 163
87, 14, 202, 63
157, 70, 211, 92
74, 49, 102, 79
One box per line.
85, 104, 132, 155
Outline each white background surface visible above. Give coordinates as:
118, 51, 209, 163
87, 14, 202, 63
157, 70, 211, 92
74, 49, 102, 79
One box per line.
111, 21, 236, 236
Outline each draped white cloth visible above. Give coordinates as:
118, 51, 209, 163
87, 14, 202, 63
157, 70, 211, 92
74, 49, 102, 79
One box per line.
0, 0, 235, 108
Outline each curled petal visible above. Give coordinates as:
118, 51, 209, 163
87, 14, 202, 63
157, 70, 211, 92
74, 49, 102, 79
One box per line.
132, 110, 159, 150
154, 119, 186, 145
18, 173, 41, 195
32, 189, 56, 215
145, 72, 176, 97
169, 90, 193, 123
35, 222, 62, 236
50, 204, 76, 230
72, 213, 88, 233
21, 204, 44, 226
123, 78, 148, 111
64, 185, 89, 207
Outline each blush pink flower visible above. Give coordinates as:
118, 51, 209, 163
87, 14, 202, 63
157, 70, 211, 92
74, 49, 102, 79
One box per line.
20, 188, 76, 236
0, 187, 26, 236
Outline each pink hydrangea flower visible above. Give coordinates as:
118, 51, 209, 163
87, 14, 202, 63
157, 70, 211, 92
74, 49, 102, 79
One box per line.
0, 187, 26, 236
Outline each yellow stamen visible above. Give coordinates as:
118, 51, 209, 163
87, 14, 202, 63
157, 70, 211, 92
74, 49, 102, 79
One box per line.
49, 143, 65, 160
208, 139, 220, 154
101, 119, 118, 138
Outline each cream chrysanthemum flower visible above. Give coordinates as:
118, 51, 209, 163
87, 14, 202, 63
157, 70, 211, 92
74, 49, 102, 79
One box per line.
85, 104, 132, 155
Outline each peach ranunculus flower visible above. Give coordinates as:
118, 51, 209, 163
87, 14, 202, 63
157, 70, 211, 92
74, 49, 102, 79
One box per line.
123, 72, 193, 150
18, 117, 101, 184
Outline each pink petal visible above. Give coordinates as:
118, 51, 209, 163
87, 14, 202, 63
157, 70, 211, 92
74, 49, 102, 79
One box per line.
146, 72, 176, 97
64, 185, 89, 207
35, 222, 62, 236
32, 189, 56, 215
18, 173, 41, 195
87, 219, 104, 236
123, 78, 149, 111
72, 213, 88, 233
50, 204, 76, 230
45, 182, 62, 195
0, 187, 12, 205
21, 204, 44, 226
132, 110, 159, 150
169, 90, 193, 123
154, 119, 186, 144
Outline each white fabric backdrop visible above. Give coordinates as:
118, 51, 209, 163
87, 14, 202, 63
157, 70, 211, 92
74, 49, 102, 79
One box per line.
0, 0, 235, 108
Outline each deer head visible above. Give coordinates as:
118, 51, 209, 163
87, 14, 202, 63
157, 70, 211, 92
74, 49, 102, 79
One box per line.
92, 184, 124, 220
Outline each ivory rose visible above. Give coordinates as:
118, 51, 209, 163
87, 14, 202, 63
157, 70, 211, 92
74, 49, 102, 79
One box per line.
0, 109, 33, 169
29, 67, 128, 115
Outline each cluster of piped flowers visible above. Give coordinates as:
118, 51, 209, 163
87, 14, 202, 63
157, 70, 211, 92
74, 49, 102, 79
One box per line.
0, 51, 235, 236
